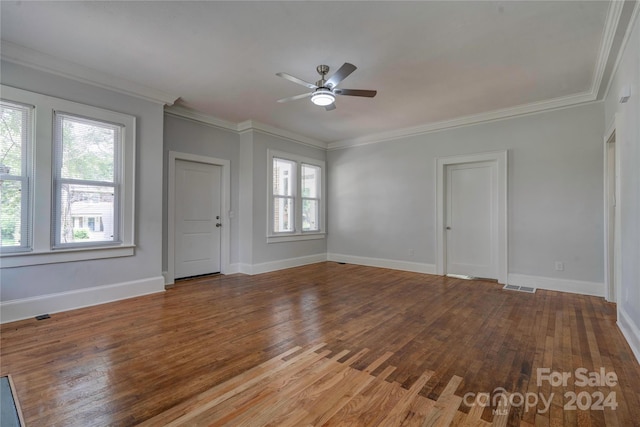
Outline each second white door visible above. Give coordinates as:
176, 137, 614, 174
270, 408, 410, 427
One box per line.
445, 161, 498, 279
175, 160, 222, 279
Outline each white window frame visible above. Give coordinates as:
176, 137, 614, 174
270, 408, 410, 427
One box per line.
267, 150, 325, 243
0, 85, 136, 268
52, 112, 123, 249
0, 99, 33, 253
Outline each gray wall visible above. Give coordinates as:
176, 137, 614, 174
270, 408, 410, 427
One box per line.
327, 102, 605, 284
604, 11, 640, 355
0, 61, 164, 300
162, 118, 328, 272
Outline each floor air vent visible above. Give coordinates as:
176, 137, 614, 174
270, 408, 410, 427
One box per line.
503, 284, 536, 293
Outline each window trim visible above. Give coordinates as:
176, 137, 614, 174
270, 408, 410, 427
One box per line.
0, 99, 33, 253
0, 85, 136, 268
300, 162, 322, 232
52, 111, 123, 249
267, 149, 325, 243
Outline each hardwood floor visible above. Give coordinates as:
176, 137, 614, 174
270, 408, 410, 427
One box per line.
138, 343, 505, 426
1, 262, 639, 426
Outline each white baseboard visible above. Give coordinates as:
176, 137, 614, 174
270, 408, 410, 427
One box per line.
249, 254, 327, 275
162, 270, 171, 285
228, 263, 253, 275
508, 273, 604, 297
0, 276, 165, 324
162, 259, 316, 279
327, 253, 437, 275
618, 307, 640, 365
226, 263, 242, 275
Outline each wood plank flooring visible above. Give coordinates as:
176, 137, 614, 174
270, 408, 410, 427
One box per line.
138, 343, 510, 427
1, 262, 639, 426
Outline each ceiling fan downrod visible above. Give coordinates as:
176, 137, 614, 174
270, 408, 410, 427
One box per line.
316, 64, 330, 87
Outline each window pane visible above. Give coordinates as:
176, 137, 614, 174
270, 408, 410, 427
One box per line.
0, 101, 29, 176
273, 196, 294, 232
273, 158, 295, 196
59, 183, 115, 244
0, 180, 23, 247
301, 164, 320, 198
302, 199, 319, 231
59, 114, 118, 182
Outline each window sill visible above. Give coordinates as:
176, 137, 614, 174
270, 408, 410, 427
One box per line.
267, 233, 326, 244
0, 245, 135, 268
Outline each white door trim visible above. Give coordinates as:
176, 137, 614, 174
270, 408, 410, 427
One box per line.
603, 115, 621, 303
167, 151, 231, 285
436, 150, 508, 284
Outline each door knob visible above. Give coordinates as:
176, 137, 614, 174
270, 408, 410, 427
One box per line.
216, 223, 222, 228
446, 226, 451, 230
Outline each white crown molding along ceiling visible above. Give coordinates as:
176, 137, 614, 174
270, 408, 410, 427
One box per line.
0, 40, 178, 106
164, 105, 327, 150
0, 1, 632, 150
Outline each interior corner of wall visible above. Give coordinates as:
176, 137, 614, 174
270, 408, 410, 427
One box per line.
617, 306, 640, 364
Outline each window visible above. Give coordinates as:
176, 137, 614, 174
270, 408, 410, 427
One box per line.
301, 163, 321, 232
0, 100, 32, 252
273, 157, 296, 233
269, 150, 325, 242
0, 85, 135, 267
54, 113, 121, 247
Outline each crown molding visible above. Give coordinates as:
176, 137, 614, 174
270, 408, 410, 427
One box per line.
326, 2, 630, 151
164, 106, 327, 150
164, 104, 239, 132
328, 91, 597, 150
590, 0, 625, 96
4, 1, 628, 154
1, 41, 178, 106
603, 0, 640, 101
237, 120, 327, 150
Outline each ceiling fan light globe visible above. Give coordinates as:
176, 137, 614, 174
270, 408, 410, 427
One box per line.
311, 90, 335, 106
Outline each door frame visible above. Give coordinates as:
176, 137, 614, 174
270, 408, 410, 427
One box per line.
167, 151, 231, 284
436, 150, 508, 284
603, 116, 621, 302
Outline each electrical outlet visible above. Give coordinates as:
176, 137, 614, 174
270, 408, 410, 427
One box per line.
555, 261, 564, 271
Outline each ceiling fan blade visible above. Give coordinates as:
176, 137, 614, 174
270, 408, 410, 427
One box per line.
277, 92, 313, 103
325, 103, 336, 111
325, 63, 357, 89
276, 72, 318, 89
334, 88, 377, 98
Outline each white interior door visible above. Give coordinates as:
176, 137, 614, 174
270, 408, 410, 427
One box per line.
175, 160, 222, 279
445, 161, 498, 279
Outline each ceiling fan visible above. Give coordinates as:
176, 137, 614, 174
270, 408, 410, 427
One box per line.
276, 63, 377, 111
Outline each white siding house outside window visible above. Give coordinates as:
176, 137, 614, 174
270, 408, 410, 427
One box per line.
268, 150, 325, 243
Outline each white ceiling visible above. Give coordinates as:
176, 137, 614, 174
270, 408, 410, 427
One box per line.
0, 1, 630, 145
